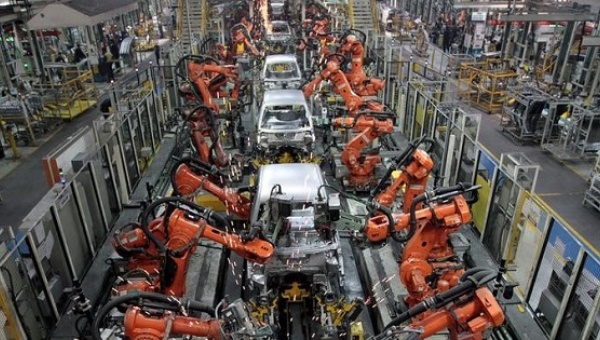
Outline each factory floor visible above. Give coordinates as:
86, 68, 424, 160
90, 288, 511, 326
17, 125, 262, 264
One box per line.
0, 50, 160, 231
1, 40, 599, 264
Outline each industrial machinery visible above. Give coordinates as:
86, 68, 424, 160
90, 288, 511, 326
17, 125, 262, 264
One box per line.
92, 292, 274, 340
230, 23, 261, 59
338, 30, 385, 96
369, 135, 435, 212
177, 54, 241, 113
333, 111, 395, 190
374, 268, 506, 340
365, 184, 478, 312
255, 89, 316, 164
245, 163, 363, 339
501, 84, 553, 143
261, 54, 303, 90
171, 157, 252, 220
263, 21, 296, 55
179, 105, 230, 168
110, 197, 274, 297
303, 54, 385, 114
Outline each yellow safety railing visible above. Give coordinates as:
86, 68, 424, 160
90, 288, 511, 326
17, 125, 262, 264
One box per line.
370, 0, 380, 33
457, 60, 518, 114
348, 0, 355, 28
201, 0, 207, 37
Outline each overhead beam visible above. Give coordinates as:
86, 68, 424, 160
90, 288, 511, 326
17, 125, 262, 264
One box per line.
453, 1, 525, 9
582, 36, 600, 47
501, 13, 598, 22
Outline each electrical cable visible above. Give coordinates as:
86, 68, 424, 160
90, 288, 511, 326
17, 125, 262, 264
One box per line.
1, 267, 33, 339
91, 292, 215, 340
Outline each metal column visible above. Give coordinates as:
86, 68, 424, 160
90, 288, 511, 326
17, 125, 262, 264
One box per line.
553, 21, 576, 84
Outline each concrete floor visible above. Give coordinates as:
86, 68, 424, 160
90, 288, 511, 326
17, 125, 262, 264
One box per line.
0, 52, 157, 231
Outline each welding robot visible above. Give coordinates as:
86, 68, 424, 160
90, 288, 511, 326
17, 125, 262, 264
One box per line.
368, 135, 436, 212
364, 183, 479, 316
110, 196, 273, 297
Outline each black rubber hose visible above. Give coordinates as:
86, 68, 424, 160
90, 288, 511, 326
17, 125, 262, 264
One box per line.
406, 193, 429, 241
382, 269, 496, 331
367, 201, 403, 242
140, 197, 230, 252
170, 156, 225, 196
369, 135, 433, 201
91, 292, 215, 340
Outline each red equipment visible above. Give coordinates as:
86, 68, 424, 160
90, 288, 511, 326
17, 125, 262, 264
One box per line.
365, 185, 478, 313
338, 32, 385, 96
303, 54, 384, 114
172, 157, 251, 220
375, 149, 433, 210
185, 57, 240, 113
111, 198, 274, 297
369, 136, 435, 212
333, 113, 394, 188
181, 105, 230, 168
406, 287, 505, 339
124, 306, 222, 340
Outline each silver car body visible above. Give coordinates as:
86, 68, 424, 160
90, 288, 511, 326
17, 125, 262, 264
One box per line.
256, 89, 314, 151
261, 54, 302, 90
266, 20, 293, 42
247, 163, 344, 290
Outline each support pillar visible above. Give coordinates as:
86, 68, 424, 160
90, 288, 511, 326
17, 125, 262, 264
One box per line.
553, 21, 576, 84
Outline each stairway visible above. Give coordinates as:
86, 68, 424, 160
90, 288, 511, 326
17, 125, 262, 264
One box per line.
178, 0, 206, 53
350, 0, 375, 31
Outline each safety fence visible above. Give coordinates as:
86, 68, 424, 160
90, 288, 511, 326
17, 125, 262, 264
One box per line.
402, 81, 600, 340
0, 63, 179, 338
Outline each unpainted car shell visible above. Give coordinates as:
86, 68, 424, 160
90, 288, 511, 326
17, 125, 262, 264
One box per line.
261, 54, 302, 89
256, 89, 314, 151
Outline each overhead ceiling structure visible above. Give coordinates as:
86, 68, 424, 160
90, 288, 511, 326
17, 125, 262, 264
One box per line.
500, 0, 599, 22
27, 0, 138, 30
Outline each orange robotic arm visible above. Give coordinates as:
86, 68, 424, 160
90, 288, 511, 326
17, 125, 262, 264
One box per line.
186, 61, 221, 113
406, 287, 505, 339
182, 106, 229, 168
370, 135, 435, 211
164, 205, 274, 264
376, 149, 434, 211
379, 268, 506, 340
334, 114, 394, 188
124, 307, 222, 340
303, 55, 364, 112
172, 158, 251, 220
364, 184, 476, 243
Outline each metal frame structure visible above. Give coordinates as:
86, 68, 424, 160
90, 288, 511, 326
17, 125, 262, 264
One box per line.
541, 104, 600, 161
500, 83, 569, 144
458, 59, 518, 114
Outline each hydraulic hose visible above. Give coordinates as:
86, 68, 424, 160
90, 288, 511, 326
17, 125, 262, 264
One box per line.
368, 135, 435, 202
381, 269, 496, 331
140, 197, 231, 253
91, 292, 215, 340
170, 156, 225, 196
404, 183, 474, 242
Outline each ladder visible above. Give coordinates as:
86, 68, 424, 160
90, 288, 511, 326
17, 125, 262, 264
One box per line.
350, 0, 375, 31
178, 0, 207, 54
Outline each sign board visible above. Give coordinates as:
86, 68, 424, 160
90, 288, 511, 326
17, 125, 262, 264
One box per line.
472, 12, 487, 21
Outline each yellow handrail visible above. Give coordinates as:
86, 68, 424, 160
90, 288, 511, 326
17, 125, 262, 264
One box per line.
201, 0, 207, 37
370, 0, 380, 33
348, 0, 355, 28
